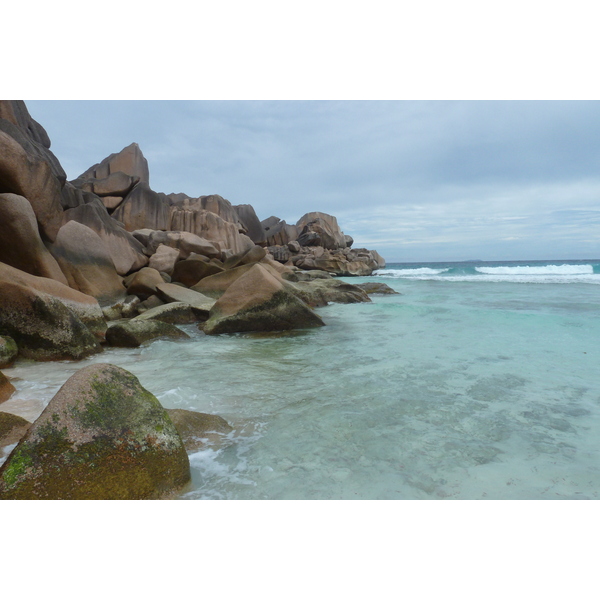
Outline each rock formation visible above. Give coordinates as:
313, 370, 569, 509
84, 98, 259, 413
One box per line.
0, 364, 190, 499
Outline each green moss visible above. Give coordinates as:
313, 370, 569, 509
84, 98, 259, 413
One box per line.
1, 447, 33, 489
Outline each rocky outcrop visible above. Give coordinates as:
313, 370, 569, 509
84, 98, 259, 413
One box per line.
0, 373, 16, 404
146, 230, 221, 260
203, 263, 325, 335
0, 337, 18, 368
166, 409, 233, 453
76, 142, 150, 186
296, 212, 347, 250
62, 197, 148, 275
355, 282, 399, 295
285, 279, 372, 307
112, 182, 171, 231
0, 193, 68, 284
148, 244, 180, 275
154, 283, 215, 315
262, 217, 299, 247
48, 220, 127, 306
171, 256, 224, 287
124, 267, 166, 299
234, 204, 266, 244
0, 101, 67, 242
0, 364, 190, 499
106, 320, 190, 348
132, 302, 201, 324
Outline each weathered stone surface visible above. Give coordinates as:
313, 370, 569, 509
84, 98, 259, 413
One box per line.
62, 197, 148, 275
77, 143, 150, 185
48, 220, 127, 306
112, 182, 171, 232
125, 267, 165, 299
0, 412, 30, 453
234, 204, 266, 244
0, 364, 190, 499
106, 320, 190, 348
82, 171, 138, 198
296, 212, 347, 250
148, 244, 180, 275
0, 193, 69, 284
288, 240, 301, 253
147, 231, 221, 260
102, 295, 141, 321
133, 302, 201, 324
355, 282, 399, 295
131, 228, 156, 247
166, 409, 233, 453
100, 195, 125, 210
0, 337, 18, 369
191, 262, 262, 298
171, 257, 224, 287
282, 269, 332, 282
204, 264, 325, 335
223, 245, 268, 270
0, 373, 16, 404
0, 102, 65, 241
263, 219, 299, 247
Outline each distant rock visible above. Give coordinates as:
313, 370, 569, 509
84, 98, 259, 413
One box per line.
112, 181, 171, 231
234, 204, 267, 244
355, 282, 400, 295
146, 230, 221, 260
296, 212, 347, 250
77, 142, 150, 185
0, 363, 190, 499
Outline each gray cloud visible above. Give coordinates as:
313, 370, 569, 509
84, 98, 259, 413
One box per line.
27, 100, 600, 262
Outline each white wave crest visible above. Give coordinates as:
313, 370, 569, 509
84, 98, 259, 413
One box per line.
475, 264, 594, 276
374, 268, 449, 277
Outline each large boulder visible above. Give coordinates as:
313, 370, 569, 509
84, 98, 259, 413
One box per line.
148, 244, 180, 275
112, 182, 171, 232
0, 364, 190, 499
105, 320, 190, 348
234, 204, 267, 244
166, 409, 233, 453
296, 212, 347, 250
48, 220, 127, 306
0, 373, 16, 404
171, 256, 224, 287
0, 337, 18, 368
0, 261, 107, 342
203, 263, 325, 335
77, 142, 150, 185
132, 302, 201, 325
0, 193, 69, 284
262, 217, 299, 247
62, 197, 148, 275
125, 267, 167, 299
155, 283, 216, 315
286, 279, 372, 307
0, 101, 65, 242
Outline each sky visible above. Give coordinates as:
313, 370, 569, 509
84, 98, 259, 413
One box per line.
27, 100, 600, 263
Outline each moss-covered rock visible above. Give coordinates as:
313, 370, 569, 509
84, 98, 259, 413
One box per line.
0, 336, 18, 368
0, 363, 190, 499
132, 302, 200, 325
0, 372, 16, 404
166, 409, 233, 452
105, 319, 190, 348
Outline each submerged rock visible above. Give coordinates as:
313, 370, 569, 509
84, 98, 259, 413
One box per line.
106, 320, 190, 348
0, 363, 190, 499
354, 282, 400, 295
166, 409, 233, 452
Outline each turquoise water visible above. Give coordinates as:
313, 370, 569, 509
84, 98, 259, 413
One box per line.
2, 259, 600, 499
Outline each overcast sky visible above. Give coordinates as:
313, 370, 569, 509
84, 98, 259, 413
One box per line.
26, 100, 600, 263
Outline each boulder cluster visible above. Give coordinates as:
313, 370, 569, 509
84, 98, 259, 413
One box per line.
0, 100, 393, 499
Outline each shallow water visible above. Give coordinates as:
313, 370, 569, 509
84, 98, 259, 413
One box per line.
2, 261, 600, 499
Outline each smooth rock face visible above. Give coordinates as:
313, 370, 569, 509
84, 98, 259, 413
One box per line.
0, 364, 190, 499
62, 197, 148, 275
148, 244, 180, 275
48, 220, 127, 306
133, 302, 200, 324
171, 257, 224, 287
125, 267, 166, 299
0, 193, 69, 284
0, 373, 16, 404
296, 212, 347, 250
204, 263, 325, 334
0, 412, 30, 454
147, 231, 221, 260
105, 320, 190, 347
166, 409, 233, 453
112, 182, 171, 232
0, 337, 18, 368
234, 204, 266, 244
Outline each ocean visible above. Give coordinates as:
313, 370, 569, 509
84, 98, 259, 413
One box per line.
2, 258, 600, 499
